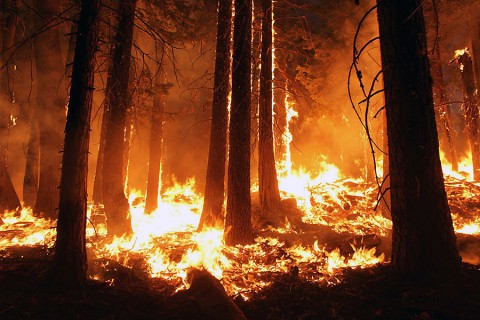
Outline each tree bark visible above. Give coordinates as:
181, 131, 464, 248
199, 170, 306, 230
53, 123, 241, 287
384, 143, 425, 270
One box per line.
376, 0, 460, 280
225, 0, 254, 245
456, 51, 480, 181
51, 0, 101, 288
0, 0, 21, 212
92, 101, 108, 204
32, 0, 68, 219
122, 112, 132, 194
258, 0, 281, 213
145, 49, 166, 214
469, 5, 480, 87
197, 0, 232, 231
102, 0, 137, 237
423, 0, 458, 171
23, 115, 39, 207
273, 68, 287, 161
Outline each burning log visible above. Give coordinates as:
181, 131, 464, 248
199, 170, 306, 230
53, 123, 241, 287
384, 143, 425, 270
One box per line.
183, 268, 247, 320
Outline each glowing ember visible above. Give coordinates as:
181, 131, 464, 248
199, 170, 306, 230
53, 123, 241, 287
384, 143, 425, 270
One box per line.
1, 155, 479, 297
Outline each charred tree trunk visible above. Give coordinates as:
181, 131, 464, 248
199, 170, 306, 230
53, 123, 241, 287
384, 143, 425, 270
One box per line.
102, 0, 137, 237
122, 113, 132, 193
273, 68, 287, 161
225, 0, 254, 245
376, 0, 460, 279
456, 51, 480, 181
51, 0, 100, 288
258, 0, 281, 212
145, 49, 166, 214
197, 0, 232, 231
23, 116, 40, 207
0, 0, 21, 212
33, 0, 68, 219
424, 0, 458, 171
92, 102, 108, 204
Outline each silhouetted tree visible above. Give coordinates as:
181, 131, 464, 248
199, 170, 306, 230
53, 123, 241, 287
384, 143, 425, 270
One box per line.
424, 0, 458, 171
455, 50, 480, 180
51, 0, 101, 287
32, 0, 69, 218
145, 47, 167, 213
102, 0, 137, 237
23, 116, 39, 207
258, 0, 281, 213
377, 0, 460, 279
197, 0, 232, 231
225, 0, 254, 245
0, 0, 21, 212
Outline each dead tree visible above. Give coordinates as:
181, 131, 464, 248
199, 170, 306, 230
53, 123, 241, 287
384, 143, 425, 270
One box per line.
32, 0, 69, 219
376, 0, 461, 279
0, 0, 20, 212
197, 0, 232, 231
424, 0, 458, 171
102, 0, 137, 237
225, 0, 254, 245
455, 50, 480, 181
145, 48, 166, 214
51, 0, 101, 288
259, 0, 281, 212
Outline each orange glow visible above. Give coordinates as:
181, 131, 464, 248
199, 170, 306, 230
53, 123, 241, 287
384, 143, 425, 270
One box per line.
1, 149, 479, 297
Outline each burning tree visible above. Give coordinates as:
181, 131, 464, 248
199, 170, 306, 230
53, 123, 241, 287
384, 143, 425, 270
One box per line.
424, 0, 458, 172
225, 0, 254, 245
102, 0, 137, 237
376, 0, 461, 279
258, 0, 281, 213
454, 49, 480, 181
51, 0, 101, 287
197, 0, 232, 231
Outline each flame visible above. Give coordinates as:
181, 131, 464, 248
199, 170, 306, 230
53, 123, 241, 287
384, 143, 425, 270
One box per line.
440, 149, 474, 181
2, 148, 479, 297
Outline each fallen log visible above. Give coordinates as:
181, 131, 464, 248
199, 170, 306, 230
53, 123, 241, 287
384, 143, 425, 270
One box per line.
185, 268, 247, 320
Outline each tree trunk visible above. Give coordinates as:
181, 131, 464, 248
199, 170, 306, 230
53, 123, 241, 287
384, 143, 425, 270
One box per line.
122, 112, 132, 194
469, 5, 480, 87
92, 102, 108, 204
379, 111, 390, 217
197, 0, 232, 231
23, 115, 40, 207
258, 0, 281, 213
0, 0, 21, 212
145, 49, 166, 214
423, 0, 458, 171
51, 0, 101, 288
376, 0, 460, 279
32, 0, 68, 219
102, 0, 137, 237
225, 0, 254, 245
273, 68, 287, 161
456, 51, 480, 181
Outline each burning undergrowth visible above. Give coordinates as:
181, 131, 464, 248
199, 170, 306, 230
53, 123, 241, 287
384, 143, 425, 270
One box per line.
1, 163, 479, 300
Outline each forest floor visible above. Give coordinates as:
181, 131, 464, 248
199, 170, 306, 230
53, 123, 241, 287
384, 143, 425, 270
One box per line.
0, 246, 479, 320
